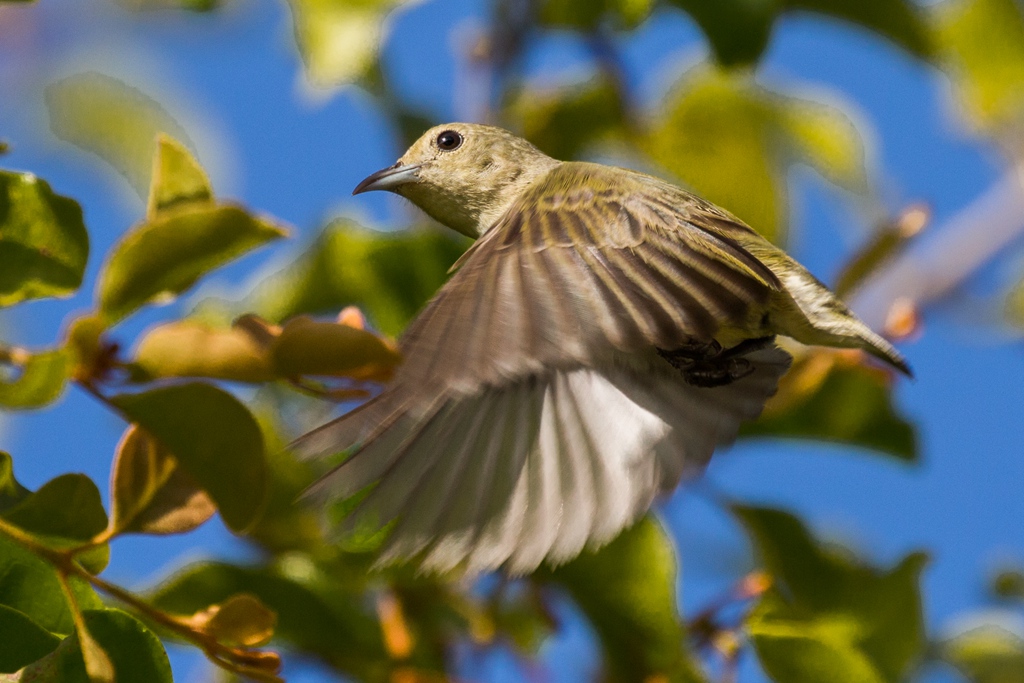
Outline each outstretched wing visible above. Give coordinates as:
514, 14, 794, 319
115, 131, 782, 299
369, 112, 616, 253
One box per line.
295, 162, 789, 573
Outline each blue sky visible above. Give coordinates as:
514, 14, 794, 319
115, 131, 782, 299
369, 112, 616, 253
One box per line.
1, 0, 1023, 680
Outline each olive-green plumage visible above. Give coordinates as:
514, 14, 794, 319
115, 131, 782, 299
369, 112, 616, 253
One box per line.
296, 123, 910, 575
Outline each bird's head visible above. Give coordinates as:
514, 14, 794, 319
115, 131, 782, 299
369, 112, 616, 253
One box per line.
353, 123, 559, 237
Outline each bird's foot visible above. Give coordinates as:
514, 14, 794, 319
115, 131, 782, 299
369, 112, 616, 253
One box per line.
658, 336, 775, 388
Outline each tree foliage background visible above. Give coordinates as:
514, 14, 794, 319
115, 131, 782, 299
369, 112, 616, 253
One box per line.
1, 0, 1024, 681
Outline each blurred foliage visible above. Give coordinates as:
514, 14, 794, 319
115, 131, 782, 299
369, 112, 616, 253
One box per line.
2, 0, 1023, 680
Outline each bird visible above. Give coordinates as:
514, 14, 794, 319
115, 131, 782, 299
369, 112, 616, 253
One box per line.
293, 123, 910, 575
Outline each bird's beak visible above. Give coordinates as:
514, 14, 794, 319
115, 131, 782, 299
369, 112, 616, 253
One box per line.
352, 162, 423, 195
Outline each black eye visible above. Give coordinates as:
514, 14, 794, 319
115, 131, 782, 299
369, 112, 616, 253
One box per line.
436, 130, 463, 151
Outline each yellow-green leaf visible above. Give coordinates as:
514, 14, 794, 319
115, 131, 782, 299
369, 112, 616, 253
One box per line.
2, 474, 108, 543
132, 319, 275, 383
112, 383, 268, 533
191, 593, 277, 648
0, 349, 71, 409
97, 204, 288, 324
46, 73, 191, 198
108, 426, 216, 537
147, 134, 213, 218
270, 316, 399, 381
0, 172, 89, 307
940, 620, 1024, 683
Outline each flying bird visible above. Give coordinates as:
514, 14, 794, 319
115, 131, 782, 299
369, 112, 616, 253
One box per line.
294, 123, 909, 574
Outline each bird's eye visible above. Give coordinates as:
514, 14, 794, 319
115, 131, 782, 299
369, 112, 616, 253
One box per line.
436, 130, 463, 151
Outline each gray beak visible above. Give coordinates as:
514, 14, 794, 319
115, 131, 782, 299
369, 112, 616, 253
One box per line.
352, 162, 423, 195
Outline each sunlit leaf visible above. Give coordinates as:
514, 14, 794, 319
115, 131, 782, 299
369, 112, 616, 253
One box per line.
0, 536, 102, 636
112, 382, 268, 533
940, 620, 1024, 683
108, 425, 216, 537
742, 351, 916, 462
46, 73, 191, 198
131, 319, 275, 383
286, 0, 413, 89
149, 561, 386, 677
643, 66, 867, 244
186, 593, 277, 647
544, 516, 706, 682
10, 609, 172, 683
0, 349, 71, 410
2, 474, 108, 542
932, 0, 1024, 135
538, 0, 654, 30
0, 452, 30, 513
147, 134, 213, 218
512, 77, 628, 160
202, 221, 467, 337
0, 604, 61, 673
735, 506, 927, 683
270, 315, 399, 381
97, 204, 288, 324
0, 172, 89, 307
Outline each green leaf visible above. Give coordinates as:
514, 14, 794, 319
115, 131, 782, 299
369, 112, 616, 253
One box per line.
544, 516, 706, 683
286, 0, 413, 88
734, 506, 927, 683
195, 593, 277, 647
0, 452, 30, 513
147, 134, 213, 218
667, 0, 930, 67
992, 569, 1024, 601
45, 73, 191, 198
511, 77, 628, 161
131, 319, 276, 383
148, 561, 386, 676
0, 604, 61, 673
0, 535, 102, 636
108, 425, 215, 537
0, 172, 89, 307
643, 66, 867, 244
2, 474, 108, 542
539, 0, 654, 30
742, 355, 916, 462
112, 382, 268, 533
932, 0, 1024, 135
940, 620, 1024, 683
9, 608, 172, 683
97, 204, 287, 324
270, 315, 400, 380
204, 221, 468, 337
0, 349, 71, 410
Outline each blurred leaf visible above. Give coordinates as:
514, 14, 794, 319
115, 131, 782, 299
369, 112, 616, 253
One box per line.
286, 0, 413, 89
205, 221, 468, 337
187, 593, 277, 647
0, 604, 61, 673
97, 204, 288, 324
539, 0, 654, 30
108, 425, 215, 537
512, 77, 627, 160
46, 73, 191, 198
64, 314, 107, 382
940, 621, 1024, 683
149, 561, 386, 676
271, 315, 400, 381
0, 535, 102, 636
644, 66, 867, 244
0, 452, 30, 513
932, 0, 1024, 135
668, 0, 929, 67
112, 382, 268, 534
544, 516, 706, 683
742, 352, 916, 462
131, 319, 275, 383
0, 349, 71, 410
992, 569, 1024, 601
2, 474, 108, 542
147, 134, 213, 218
734, 506, 927, 683
10, 608, 172, 683
0, 171, 89, 307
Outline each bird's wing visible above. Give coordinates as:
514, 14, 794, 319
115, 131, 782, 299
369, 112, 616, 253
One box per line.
294, 163, 790, 573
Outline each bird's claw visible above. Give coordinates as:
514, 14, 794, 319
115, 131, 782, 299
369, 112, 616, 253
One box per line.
658, 336, 774, 388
